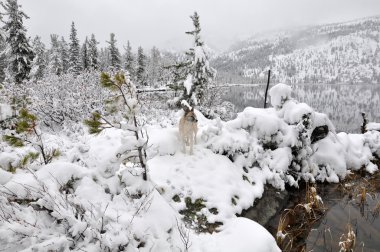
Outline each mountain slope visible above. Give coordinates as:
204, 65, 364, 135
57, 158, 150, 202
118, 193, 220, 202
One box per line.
213, 16, 380, 84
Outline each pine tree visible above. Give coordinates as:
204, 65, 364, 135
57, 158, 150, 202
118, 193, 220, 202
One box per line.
3, 108, 60, 165
48, 34, 62, 75
29, 36, 46, 80
88, 34, 98, 70
98, 47, 110, 71
123, 40, 134, 76
68, 21, 81, 74
166, 61, 188, 97
59, 37, 69, 73
136, 46, 146, 86
179, 12, 216, 106
81, 36, 90, 71
107, 33, 121, 70
85, 72, 148, 180
147, 46, 162, 87
0, 26, 7, 82
1, 0, 34, 83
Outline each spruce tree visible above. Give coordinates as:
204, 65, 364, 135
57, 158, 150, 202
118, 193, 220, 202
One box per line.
0, 28, 6, 82
29, 36, 46, 80
48, 34, 62, 75
88, 34, 98, 70
123, 40, 134, 76
68, 21, 81, 74
136, 46, 146, 86
107, 33, 120, 70
147, 46, 162, 87
59, 37, 69, 73
98, 47, 110, 71
1, 0, 34, 83
181, 12, 216, 106
81, 36, 90, 70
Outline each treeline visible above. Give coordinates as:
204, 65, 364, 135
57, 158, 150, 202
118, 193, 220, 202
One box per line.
0, 0, 179, 88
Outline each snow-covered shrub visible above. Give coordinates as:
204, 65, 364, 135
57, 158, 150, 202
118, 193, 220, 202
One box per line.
202, 83, 380, 188
199, 85, 236, 121
85, 71, 148, 180
0, 160, 184, 251
268, 83, 292, 109
2, 108, 60, 171
1, 71, 106, 130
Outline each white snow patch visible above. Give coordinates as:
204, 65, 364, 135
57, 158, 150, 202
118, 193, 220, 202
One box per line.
184, 75, 193, 95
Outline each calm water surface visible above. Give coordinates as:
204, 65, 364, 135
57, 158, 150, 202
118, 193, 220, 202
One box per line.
222, 84, 380, 133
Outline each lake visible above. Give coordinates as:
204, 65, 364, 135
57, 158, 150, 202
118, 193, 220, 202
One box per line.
222, 84, 380, 133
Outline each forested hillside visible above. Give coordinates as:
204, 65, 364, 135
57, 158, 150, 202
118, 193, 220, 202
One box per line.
213, 16, 380, 84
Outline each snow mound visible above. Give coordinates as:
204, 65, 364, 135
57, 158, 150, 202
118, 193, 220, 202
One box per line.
366, 122, 380, 131
269, 83, 292, 109
0, 103, 12, 121
196, 218, 281, 252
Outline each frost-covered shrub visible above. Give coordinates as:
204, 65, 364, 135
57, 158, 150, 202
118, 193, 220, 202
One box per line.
268, 83, 292, 109
85, 72, 149, 180
2, 108, 60, 170
0, 162, 184, 251
1, 71, 106, 130
202, 83, 380, 188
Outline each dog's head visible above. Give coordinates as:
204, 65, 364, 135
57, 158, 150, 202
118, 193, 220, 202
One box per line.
184, 108, 198, 123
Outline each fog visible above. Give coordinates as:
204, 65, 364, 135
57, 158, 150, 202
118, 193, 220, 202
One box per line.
20, 0, 380, 51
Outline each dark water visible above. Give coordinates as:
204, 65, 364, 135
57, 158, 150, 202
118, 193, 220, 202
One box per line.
222, 84, 380, 133
261, 172, 380, 252
304, 179, 380, 252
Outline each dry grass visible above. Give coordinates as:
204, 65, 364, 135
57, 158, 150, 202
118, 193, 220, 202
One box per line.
276, 183, 326, 251
339, 224, 356, 252
372, 200, 380, 218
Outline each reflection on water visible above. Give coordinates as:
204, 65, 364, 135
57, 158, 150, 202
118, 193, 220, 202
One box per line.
263, 173, 380, 252
306, 174, 380, 252
222, 84, 380, 133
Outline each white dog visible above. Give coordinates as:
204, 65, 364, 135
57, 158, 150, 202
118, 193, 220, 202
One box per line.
179, 107, 198, 155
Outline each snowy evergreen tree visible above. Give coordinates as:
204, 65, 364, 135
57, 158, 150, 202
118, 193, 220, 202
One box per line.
59, 37, 69, 74
123, 40, 134, 76
181, 12, 216, 106
0, 28, 6, 82
136, 46, 146, 86
81, 36, 90, 71
147, 46, 162, 87
48, 34, 62, 75
1, 0, 34, 83
29, 36, 46, 80
85, 72, 149, 180
107, 33, 121, 70
68, 21, 81, 74
166, 60, 188, 97
98, 47, 110, 71
88, 34, 98, 70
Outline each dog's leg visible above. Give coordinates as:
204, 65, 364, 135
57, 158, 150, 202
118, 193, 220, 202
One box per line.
182, 136, 187, 154
189, 133, 194, 155
194, 125, 198, 145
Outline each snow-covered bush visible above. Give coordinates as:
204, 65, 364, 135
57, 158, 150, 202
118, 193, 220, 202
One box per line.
0, 159, 185, 251
1, 71, 106, 130
202, 83, 380, 188
85, 71, 148, 180
1, 108, 60, 172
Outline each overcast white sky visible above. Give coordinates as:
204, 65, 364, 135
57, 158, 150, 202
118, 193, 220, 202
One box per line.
19, 0, 380, 52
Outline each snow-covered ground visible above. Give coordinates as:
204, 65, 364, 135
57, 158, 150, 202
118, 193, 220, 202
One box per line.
1, 83, 380, 251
